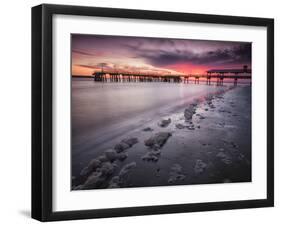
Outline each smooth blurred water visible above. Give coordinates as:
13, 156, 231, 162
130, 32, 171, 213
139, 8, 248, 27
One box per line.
71, 78, 229, 155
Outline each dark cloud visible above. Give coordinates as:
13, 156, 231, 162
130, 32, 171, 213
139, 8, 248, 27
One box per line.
72, 50, 96, 56
134, 43, 251, 67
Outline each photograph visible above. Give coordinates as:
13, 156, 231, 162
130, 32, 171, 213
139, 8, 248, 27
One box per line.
31, 3, 274, 221
71, 34, 252, 190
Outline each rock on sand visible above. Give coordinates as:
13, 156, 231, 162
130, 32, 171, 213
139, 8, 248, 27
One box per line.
144, 132, 172, 149
168, 164, 186, 183
114, 137, 138, 153
194, 159, 207, 174
80, 159, 101, 176
108, 162, 137, 188
184, 103, 197, 121
142, 149, 161, 162
81, 161, 118, 189
158, 118, 171, 127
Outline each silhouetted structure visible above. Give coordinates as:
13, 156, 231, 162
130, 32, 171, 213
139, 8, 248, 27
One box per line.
206, 65, 251, 86
91, 65, 251, 86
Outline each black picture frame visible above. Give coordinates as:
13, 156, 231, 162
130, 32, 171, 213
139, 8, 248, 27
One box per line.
32, 3, 274, 222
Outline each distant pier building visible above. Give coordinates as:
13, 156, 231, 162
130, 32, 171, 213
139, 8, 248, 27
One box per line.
206, 65, 251, 85
206, 65, 251, 75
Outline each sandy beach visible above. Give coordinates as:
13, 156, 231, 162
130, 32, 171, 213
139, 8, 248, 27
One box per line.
71, 80, 251, 190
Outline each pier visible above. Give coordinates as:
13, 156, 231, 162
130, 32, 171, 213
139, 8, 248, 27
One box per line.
91, 66, 251, 86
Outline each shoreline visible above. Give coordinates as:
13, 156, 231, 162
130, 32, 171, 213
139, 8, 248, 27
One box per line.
71, 83, 229, 157
72, 85, 251, 190
72, 84, 227, 156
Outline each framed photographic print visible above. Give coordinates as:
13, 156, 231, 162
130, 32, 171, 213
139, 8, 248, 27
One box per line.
32, 4, 274, 221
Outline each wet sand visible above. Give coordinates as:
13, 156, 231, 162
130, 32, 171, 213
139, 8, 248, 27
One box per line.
72, 84, 251, 190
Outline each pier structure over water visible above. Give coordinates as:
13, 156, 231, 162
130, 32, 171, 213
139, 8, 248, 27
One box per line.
92, 65, 251, 86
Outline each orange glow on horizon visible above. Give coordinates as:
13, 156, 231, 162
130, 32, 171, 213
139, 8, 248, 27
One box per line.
72, 63, 210, 76
72, 63, 251, 77
72, 65, 95, 76
168, 63, 210, 75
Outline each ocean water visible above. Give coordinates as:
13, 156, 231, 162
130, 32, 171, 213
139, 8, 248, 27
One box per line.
72, 78, 227, 155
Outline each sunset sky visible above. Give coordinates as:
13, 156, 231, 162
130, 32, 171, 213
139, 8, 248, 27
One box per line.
71, 34, 251, 76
